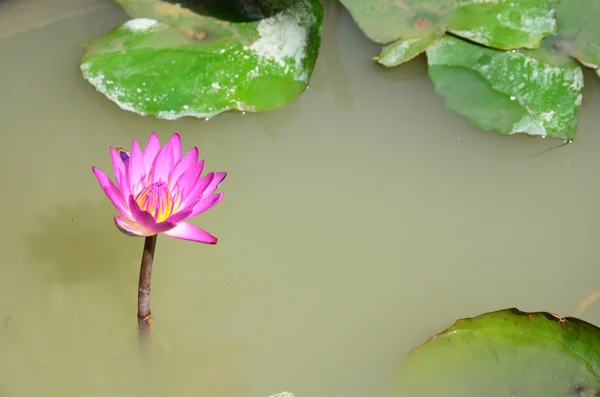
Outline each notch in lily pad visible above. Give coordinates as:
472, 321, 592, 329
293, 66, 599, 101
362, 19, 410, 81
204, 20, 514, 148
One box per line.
390, 308, 600, 397
341, 0, 556, 67
80, 0, 323, 120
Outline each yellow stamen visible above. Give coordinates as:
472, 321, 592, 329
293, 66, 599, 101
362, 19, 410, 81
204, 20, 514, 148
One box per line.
135, 181, 174, 222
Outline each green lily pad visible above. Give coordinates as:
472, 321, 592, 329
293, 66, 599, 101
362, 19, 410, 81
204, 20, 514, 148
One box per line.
449, 0, 556, 50
338, 0, 457, 45
390, 308, 600, 397
374, 29, 445, 67
426, 35, 582, 140
339, 0, 556, 66
80, 0, 323, 119
548, 0, 600, 69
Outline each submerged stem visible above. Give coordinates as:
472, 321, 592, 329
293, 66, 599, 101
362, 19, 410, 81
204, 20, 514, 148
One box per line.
138, 234, 157, 325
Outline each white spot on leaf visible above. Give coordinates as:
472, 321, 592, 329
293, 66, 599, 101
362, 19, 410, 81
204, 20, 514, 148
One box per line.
249, 4, 312, 81
123, 18, 159, 31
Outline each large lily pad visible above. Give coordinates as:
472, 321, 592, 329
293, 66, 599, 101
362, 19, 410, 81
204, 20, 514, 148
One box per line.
339, 0, 555, 67
390, 308, 600, 397
426, 35, 582, 140
80, 0, 323, 119
545, 0, 600, 70
450, 0, 556, 50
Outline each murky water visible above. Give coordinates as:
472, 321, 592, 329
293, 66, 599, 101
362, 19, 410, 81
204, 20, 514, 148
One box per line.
2, 1, 600, 396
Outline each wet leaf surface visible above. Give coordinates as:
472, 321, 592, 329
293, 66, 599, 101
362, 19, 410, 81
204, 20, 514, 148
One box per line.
375, 29, 444, 67
339, 0, 555, 66
426, 35, 582, 140
549, 0, 600, 70
450, 0, 555, 50
80, 0, 322, 119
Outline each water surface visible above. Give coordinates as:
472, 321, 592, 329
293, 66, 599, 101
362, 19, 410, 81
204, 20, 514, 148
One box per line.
2, 1, 600, 396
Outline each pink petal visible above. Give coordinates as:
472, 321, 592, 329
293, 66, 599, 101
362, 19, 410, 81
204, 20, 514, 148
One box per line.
200, 172, 227, 199
110, 147, 125, 185
151, 219, 178, 233
128, 139, 145, 195
168, 133, 182, 163
189, 193, 224, 218
127, 196, 177, 233
176, 162, 207, 197
166, 207, 193, 224
149, 142, 174, 183
143, 133, 161, 174
164, 222, 218, 244
179, 172, 214, 209
114, 215, 152, 237
128, 195, 156, 229
118, 168, 131, 202
92, 166, 130, 216
171, 147, 199, 184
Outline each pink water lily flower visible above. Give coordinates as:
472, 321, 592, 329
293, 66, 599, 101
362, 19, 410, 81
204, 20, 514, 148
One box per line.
92, 132, 226, 244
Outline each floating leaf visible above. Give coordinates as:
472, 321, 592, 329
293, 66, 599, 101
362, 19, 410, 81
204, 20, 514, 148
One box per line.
546, 0, 600, 70
375, 29, 444, 67
338, 0, 555, 66
390, 308, 600, 397
450, 0, 556, 50
337, 0, 457, 45
80, 0, 323, 119
426, 35, 582, 140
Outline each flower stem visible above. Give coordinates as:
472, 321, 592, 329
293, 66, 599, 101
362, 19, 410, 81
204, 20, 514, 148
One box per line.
138, 234, 157, 325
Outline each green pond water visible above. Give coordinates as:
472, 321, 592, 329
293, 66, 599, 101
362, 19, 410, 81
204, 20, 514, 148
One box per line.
2, 0, 600, 396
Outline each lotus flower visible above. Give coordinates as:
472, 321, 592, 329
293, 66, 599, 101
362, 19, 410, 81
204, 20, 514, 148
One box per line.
92, 132, 226, 244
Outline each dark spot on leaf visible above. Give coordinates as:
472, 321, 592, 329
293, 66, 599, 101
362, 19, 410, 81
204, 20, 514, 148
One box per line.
183, 29, 209, 42
542, 35, 574, 56
570, 385, 586, 395
414, 16, 431, 30
477, 54, 492, 65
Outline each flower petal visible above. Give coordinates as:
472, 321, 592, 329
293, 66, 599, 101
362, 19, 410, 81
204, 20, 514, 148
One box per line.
128, 195, 156, 229
92, 166, 130, 216
143, 133, 161, 174
179, 172, 214, 209
171, 147, 199, 186
167, 207, 193, 224
149, 142, 174, 183
128, 139, 145, 195
190, 193, 224, 218
114, 216, 152, 237
201, 172, 227, 199
127, 195, 178, 234
176, 162, 206, 197
164, 222, 218, 244
118, 168, 131, 203
152, 219, 178, 233
110, 147, 125, 185
169, 133, 182, 163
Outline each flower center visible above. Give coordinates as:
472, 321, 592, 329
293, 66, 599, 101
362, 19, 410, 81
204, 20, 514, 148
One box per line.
135, 181, 174, 222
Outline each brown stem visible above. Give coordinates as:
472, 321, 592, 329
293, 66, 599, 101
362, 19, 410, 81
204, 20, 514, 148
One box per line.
138, 234, 157, 325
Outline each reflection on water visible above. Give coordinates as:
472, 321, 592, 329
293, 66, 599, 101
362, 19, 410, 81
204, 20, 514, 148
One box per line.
0, 0, 111, 41
3, 0, 600, 397
24, 199, 137, 284
308, 0, 355, 112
